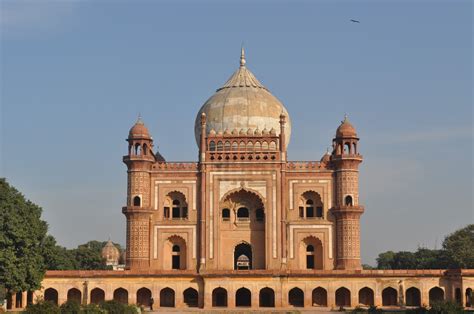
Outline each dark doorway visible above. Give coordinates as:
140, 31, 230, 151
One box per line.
335, 287, 351, 307
236, 288, 251, 307
312, 287, 327, 307
160, 288, 175, 307
183, 288, 198, 307
259, 288, 275, 307
136, 288, 151, 308
406, 287, 421, 307
113, 288, 128, 304
212, 288, 227, 307
359, 287, 374, 306
172, 245, 180, 269
67, 288, 82, 304
429, 287, 444, 306
288, 288, 304, 307
382, 287, 398, 306
90, 288, 105, 304
44, 288, 58, 305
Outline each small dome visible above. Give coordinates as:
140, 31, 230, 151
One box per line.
224, 128, 230, 135
209, 129, 216, 136
270, 128, 277, 135
254, 127, 261, 135
101, 240, 120, 266
247, 128, 253, 135
336, 115, 357, 138
320, 149, 331, 163
129, 116, 151, 139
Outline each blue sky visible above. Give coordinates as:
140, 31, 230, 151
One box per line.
1, 0, 472, 265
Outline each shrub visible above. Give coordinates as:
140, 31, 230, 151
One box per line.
60, 300, 81, 313
23, 300, 60, 314
406, 307, 429, 314
428, 301, 464, 313
99, 301, 138, 314
80, 303, 106, 314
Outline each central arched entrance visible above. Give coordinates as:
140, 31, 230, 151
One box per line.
234, 242, 252, 270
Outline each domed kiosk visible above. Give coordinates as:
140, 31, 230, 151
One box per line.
194, 48, 291, 148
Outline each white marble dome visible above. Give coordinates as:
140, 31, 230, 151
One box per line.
194, 49, 291, 148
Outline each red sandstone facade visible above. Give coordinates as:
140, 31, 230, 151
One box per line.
8, 51, 472, 311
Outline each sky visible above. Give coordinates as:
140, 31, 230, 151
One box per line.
0, 0, 472, 265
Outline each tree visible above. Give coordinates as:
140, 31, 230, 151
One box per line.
0, 178, 48, 293
442, 224, 474, 268
376, 251, 395, 269
42, 235, 77, 270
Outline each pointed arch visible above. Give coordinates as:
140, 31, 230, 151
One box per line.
212, 287, 227, 307
312, 287, 327, 307
359, 287, 374, 306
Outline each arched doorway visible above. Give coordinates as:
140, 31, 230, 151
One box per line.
160, 288, 175, 307
382, 287, 398, 306
259, 288, 275, 307
466, 288, 473, 307
236, 288, 251, 307
183, 288, 198, 307
212, 288, 227, 307
90, 288, 105, 304
312, 287, 327, 307
300, 236, 323, 269
234, 243, 252, 270
136, 287, 152, 308
164, 236, 187, 270
67, 288, 82, 304
288, 287, 304, 307
335, 287, 350, 307
113, 288, 128, 304
44, 288, 58, 305
406, 287, 421, 307
359, 287, 374, 306
429, 287, 444, 306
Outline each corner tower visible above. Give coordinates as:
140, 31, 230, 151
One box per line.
331, 115, 364, 270
122, 117, 156, 270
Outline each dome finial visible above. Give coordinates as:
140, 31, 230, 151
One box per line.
240, 44, 246, 67
137, 113, 143, 125
343, 113, 349, 122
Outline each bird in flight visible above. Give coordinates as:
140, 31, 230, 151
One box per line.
350, 19, 360, 23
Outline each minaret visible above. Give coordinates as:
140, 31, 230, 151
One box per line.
122, 116, 155, 270
331, 115, 364, 270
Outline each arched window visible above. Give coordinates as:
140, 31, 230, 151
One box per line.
236, 288, 251, 307
262, 141, 269, 150
254, 141, 261, 151
217, 141, 223, 151
359, 287, 374, 306
466, 288, 473, 308
259, 288, 275, 307
312, 287, 327, 307
237, 207, 249, 220
306, 245, 315, 269
90, 288, 105, 304
256, 208, 264, 222
288, 288, 304, 307
224, 141, 231, 151
239, 141, 246, 151
172, 245, 180, 269
135, 143, 142, 155
406, 287, 421, 307
232, 141, 238, 151
133, 196, 141, 207
160, 288, 175, 307
209, 141, 216, 151
222, 208, 230, 221
382, 287, 398, 306
143, 144, 148, 155
212, 288, 227, 307
345, 195, 353, 206
183, 288, 198, 307
269, 141, 277, 150
166, 192, 188, 220
353, 142, 357, 154
429, 287, 444, 306
246, 141, 253, 151
344, 142, 351, 154
300, 191, 324, 219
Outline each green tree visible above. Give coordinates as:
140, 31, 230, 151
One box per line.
72, 246, 108, 270
376, 251, 395, 269
442, 224, 474, 268
42, 235, 77, 270
0, 178, 48, 293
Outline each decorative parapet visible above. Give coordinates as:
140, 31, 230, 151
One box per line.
152, 162, 198, 171
286, 161, 323, 170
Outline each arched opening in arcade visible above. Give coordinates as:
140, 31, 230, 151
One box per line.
212, 288, 227, 307
44, 288, 58, 305
234, 242, 252, 270
67, 288, 82, 304
288, 287, 304, 307
382, 287, 398, 306
466, 288, 473, 308
90, 288, 105, 304
312, 287, 327, 307
136, 287, 152, 308
359, 287, 374, 307
183, 288, 198, 307
113, 288, 128, 304
160, 288, 175, 307
259, 287, 275, 307
406, 287, 421, 307
335, 287, 351, 308
236, 288, 251, 307
429, 287, 444, 306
